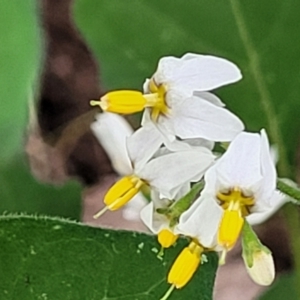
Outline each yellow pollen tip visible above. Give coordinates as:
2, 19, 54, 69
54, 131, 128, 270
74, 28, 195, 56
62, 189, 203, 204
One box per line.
90, 99, 101, 107
103, 175, 144, 211
218, 209, 244, 250
158, 229, 178, 248
167, 242, 203, 289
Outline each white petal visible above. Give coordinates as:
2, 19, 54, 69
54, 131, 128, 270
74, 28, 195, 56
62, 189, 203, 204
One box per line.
138, 149, 215, 199
122, 192, 148, 221
143, 78, 151, 93
193, 91, 225, 107
142, 109, 195, 152
169, 54, 242, 94
140, 202, 169, 233
181, 137, 215, 150
171, 94, 244, 141
153, 56, 182, 85
177, 195, 223, 248
257, 129, 277, 203
215, 132, 263, 188
91, 113, 132, 175
141, 109, 175, 143
127, 125, 163, 171
247, 191, 286, 225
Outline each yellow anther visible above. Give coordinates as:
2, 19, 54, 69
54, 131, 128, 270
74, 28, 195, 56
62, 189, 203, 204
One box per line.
90, 90, 147, 114
157, 229, 178, 248
167, 242, 203, 289
91, 79, 169, 120
218, 209, 244, 251
93, 175, 144, 219
216, 187, 254, 261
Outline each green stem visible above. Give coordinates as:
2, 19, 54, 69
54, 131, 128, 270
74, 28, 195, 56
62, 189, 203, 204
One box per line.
167, 182, 204, 227
277, 179, 300, 203
170, 182, 204, 217
229, 0, 289, 176
229, 0, 300, 297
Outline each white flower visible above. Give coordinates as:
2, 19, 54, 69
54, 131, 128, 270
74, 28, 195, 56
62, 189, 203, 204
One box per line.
91, 53, 244, 144
93, 124, 215, 218
146, 53, 242, 96
177, 130, 286, 254
141, 53, 244, 143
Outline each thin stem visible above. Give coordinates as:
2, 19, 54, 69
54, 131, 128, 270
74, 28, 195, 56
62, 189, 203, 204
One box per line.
160, 285, 175, 300
229, 0, 289, 176
277, 179, 300, 203
229, 0, 300, 297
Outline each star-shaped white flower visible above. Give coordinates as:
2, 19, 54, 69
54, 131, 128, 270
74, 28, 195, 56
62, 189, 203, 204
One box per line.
177, 130, 286, 257
91, 53, 244, 144
92, 121, 215, 218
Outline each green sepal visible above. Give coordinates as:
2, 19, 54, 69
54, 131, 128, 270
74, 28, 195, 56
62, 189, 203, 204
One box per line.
157, 182, 204, 227
241, 220, 271, 268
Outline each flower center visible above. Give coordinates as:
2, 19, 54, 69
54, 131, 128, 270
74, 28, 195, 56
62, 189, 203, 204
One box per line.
216, 187, 255, 258
90, 79, 169, 122
93, 175, 144, 219
147, 78, 169, 121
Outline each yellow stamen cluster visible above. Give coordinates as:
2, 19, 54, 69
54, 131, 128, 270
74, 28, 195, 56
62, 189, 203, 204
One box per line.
217, 187, 254, 259
93, 175, 144, 219
148, 79, 169, 121
90, 79, 169, 121
158, 229, 179, 248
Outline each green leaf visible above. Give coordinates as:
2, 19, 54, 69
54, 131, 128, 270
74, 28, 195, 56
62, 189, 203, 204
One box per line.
74, 0, 300, 174
0, 0, 41, 160
0, 215, 218, 299
0, 156, 81, 220
260, 273, 297, 300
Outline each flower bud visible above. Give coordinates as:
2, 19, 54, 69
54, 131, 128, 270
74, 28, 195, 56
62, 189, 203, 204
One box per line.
242, 220, 275, 286
244, 249, 275, 286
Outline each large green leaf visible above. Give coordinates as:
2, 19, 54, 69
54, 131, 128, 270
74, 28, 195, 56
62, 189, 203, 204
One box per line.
0, 215, 218, 299
0, 0, 41, 160
74, 0, 300, 173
